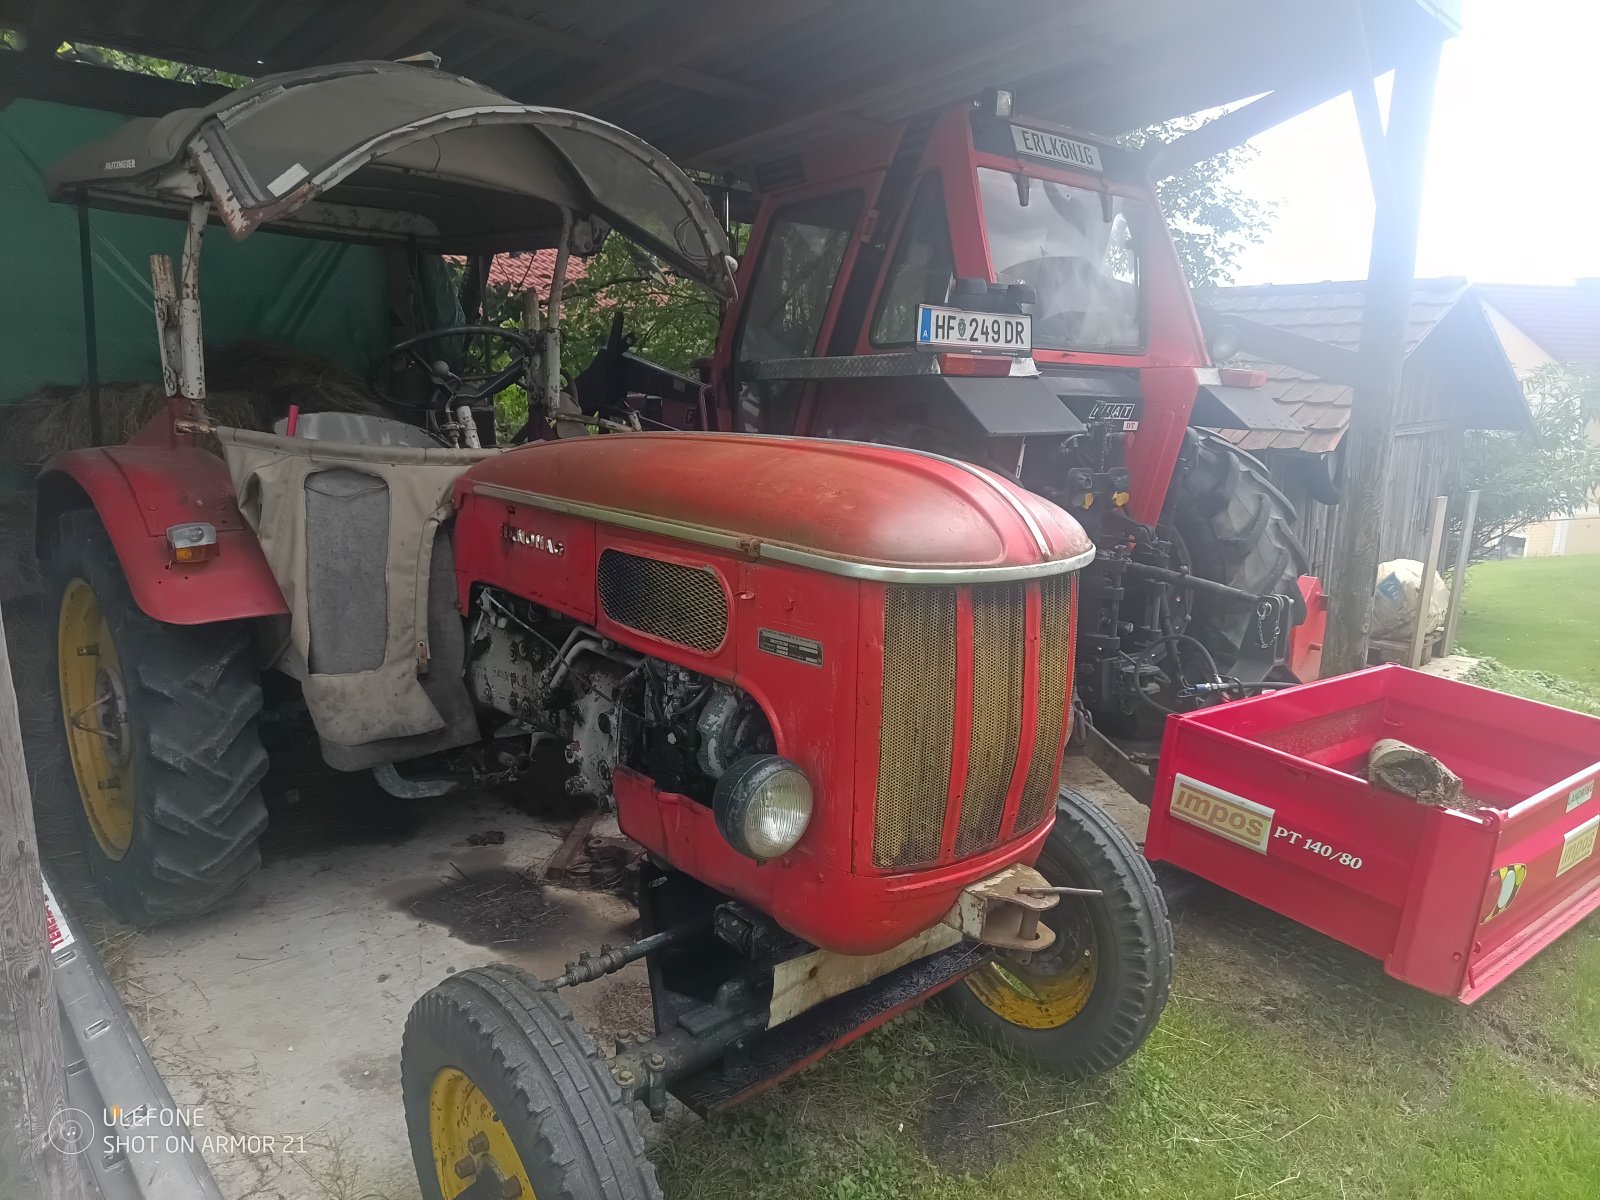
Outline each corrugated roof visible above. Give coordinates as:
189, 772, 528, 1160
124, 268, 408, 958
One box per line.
0, 0, 1458, 185
1203, 277, 1506, 452
1477, 282, 1600, 369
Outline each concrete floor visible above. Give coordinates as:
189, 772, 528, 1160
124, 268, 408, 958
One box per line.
100, 748, 1139, 1200
117, 775, 655, 1200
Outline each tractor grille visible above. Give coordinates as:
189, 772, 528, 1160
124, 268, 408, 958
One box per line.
1017, 573, 1076, 833
874, 588, 957, 870
873, 577, 1076, 870
597, 550, 728, 652
955, 585, 1026, 856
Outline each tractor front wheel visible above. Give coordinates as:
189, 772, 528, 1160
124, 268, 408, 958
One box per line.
944, 787, 1172, 1076
49, 510, 269, 923
403, 965, 661, 1200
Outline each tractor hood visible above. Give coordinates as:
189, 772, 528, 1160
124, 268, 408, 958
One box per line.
45, 62, 735, 299
459, 433, 1093, 582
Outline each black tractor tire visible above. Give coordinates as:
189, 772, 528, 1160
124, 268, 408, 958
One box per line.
1168, 429, 1311, 671
403, 965, 661, 1200
942, 787, 1172, 1077
46, 509, 268, 923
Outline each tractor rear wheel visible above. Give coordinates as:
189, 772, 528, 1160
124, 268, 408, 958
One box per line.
403, 965, 661, 1200
943, 787, 1172, 1077
48, 510, 268, 923
1168, 430, 1310, 672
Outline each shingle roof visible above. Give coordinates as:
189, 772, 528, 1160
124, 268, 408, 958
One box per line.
484, 250, 588, 294
1476, 282, 1600, 369
1203, 277, 1472, 453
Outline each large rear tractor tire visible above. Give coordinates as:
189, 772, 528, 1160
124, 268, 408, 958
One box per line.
943, 787, 1172, 1077
1168, 430, 1311, 672
403, 965, 661, 1200
48, 510, 268, 923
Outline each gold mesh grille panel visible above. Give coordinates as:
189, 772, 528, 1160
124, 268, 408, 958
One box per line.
1017, 574, 1074, 832
955, 584, 1026, 857
873, 587, 956, 869
597, 550, 728, 652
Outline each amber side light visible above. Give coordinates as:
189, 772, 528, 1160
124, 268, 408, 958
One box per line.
166, 522, 218, 564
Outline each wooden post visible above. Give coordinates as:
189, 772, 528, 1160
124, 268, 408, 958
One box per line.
1440, 489, 1481, 656
1409, 495, 1449, 668
1321, 38, 1445, 676
0, 603, 92, 1200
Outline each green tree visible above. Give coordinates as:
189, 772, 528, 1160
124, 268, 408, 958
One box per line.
55, 42, 247, 88
1120, 116, 1273, 291
1461, 365, 1600, 555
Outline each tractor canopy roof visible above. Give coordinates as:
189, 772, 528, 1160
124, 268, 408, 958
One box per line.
43, 62, 736, 299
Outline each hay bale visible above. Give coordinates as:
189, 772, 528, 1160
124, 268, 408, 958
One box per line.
0, 383, 261, 469
208, 340, 392, 421
0, 340, 394, 467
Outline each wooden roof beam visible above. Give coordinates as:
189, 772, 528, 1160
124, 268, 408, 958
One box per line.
314, 0, 451, 65
681, 3, 1103, 166
457, 5, 770, 105
551, 0, 828, 111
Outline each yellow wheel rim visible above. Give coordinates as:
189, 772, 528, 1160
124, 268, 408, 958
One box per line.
58, 578, 135, 859
966, 933, 1098, 1030
429, 1067, 537, 1199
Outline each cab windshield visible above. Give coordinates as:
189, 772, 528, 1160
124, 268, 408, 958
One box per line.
977, 167, 1143, 353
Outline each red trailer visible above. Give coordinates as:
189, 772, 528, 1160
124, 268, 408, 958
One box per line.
1146, 664, 1600, 1002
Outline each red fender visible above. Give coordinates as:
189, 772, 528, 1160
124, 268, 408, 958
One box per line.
37, 446, 287, 625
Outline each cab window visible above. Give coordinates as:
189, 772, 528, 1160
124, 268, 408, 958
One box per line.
870, 175, 955, 345
733, 191, 862, 433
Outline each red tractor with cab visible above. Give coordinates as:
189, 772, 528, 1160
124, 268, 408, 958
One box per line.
579, 89, 1316, 755
36, 65, 1175, 1199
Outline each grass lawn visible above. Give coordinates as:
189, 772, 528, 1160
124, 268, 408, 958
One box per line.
653, 560, 1600, 1200
1458, 554, 1600, 687
656, 897, 1600, 1200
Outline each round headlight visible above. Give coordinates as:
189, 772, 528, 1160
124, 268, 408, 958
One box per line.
712, 755, 813, 862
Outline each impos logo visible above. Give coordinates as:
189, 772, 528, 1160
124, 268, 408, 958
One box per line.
47, 1108, 95, 1155
1168, 775, 1275, 854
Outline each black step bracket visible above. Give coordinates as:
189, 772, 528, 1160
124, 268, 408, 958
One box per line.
669, 941, 988, 1115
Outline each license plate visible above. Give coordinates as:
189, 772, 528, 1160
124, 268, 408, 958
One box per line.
916, 305, 1031, 354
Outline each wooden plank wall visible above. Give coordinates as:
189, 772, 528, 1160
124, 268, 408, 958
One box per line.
1260, 363, 1465, 579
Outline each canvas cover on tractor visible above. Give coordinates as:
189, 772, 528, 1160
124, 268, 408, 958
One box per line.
44, 62, 736, 298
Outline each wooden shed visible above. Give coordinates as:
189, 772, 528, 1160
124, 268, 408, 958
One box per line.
1202, 278, 1531, 574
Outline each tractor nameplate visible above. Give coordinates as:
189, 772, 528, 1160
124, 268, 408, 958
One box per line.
1088, 400, 1137, 422
758, 628, 823, 667
501, 523, 565, 556
1168, 774, 1274, 854
1010, 126, 1103, 173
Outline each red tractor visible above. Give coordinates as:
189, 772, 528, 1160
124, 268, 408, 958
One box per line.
576, 90, 1314, 751
37, 65, 1172, 1199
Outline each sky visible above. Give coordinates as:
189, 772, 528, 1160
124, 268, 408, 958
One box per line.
1228, 0, 1600, 286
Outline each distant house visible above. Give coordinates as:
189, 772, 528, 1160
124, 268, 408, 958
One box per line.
1476, 281, 1600, 557
1202, 279, 1531, 576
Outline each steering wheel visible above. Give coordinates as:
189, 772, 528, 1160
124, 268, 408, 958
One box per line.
376, 325, 536, 410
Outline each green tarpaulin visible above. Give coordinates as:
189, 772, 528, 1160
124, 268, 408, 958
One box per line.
0, 98, 391, 405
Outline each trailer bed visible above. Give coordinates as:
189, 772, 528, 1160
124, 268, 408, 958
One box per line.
1146, 664, 1600, 1002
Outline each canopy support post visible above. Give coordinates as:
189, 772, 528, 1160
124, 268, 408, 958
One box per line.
178, 199, 208, 406
541, 208, 573, 423
1321, 37, 1444, 677
76, 198, 102, 445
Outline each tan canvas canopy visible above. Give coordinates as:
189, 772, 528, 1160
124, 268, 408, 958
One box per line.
44, 62, 736, 299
